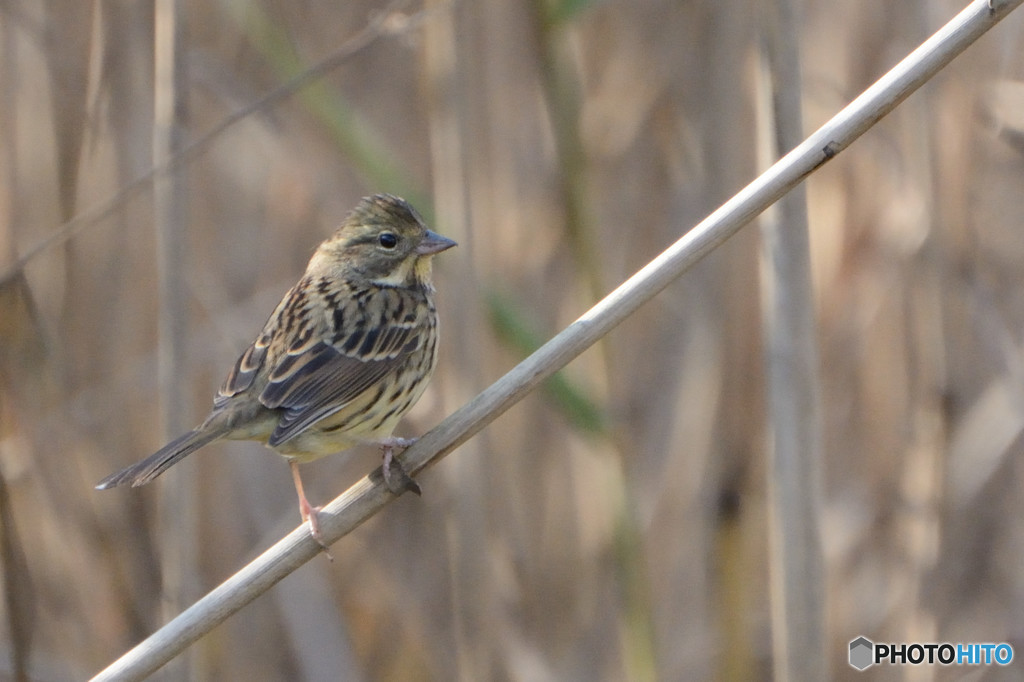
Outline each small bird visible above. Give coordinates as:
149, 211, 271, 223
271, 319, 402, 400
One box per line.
97, 194, 456, 546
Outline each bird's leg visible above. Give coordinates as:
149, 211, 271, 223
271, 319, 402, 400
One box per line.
290, 460, 332, 559
380, 437, 422, 496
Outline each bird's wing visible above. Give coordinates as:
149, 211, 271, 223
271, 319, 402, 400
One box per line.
217, 281, 428, 446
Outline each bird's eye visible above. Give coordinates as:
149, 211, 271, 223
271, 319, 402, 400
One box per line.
378, 233, 398, 249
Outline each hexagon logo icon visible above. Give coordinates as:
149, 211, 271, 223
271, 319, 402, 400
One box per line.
849, 636, 874, 670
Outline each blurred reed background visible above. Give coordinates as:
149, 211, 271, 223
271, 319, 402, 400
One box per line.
1, 0, 1023, 679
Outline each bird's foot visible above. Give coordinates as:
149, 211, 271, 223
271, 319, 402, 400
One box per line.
380, 437, 421, 496
292, 461, 333, 560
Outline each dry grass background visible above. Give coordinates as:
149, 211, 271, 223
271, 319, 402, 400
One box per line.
1, 0, 1023, 680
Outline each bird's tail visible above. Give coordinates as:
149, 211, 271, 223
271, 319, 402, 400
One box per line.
95, 426, 227, 490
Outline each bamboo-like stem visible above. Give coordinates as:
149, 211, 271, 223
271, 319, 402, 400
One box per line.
153, 0, 195, 677
895, 0, 948, 657
90, 2, 1023, 679
756, 0, 826, 679
529, 0, 604, 303
419, 2, 491, 679
529, 7, 657, 678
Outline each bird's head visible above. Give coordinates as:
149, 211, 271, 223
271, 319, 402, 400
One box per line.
309, 194, 457, 287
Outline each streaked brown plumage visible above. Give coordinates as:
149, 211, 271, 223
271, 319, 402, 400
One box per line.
96, 194, 456, 545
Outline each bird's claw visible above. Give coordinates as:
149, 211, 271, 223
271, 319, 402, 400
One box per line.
381, 439, 421, 496
301, 503, 333, 561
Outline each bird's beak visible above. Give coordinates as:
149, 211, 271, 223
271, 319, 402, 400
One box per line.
416, 230, 458, 255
